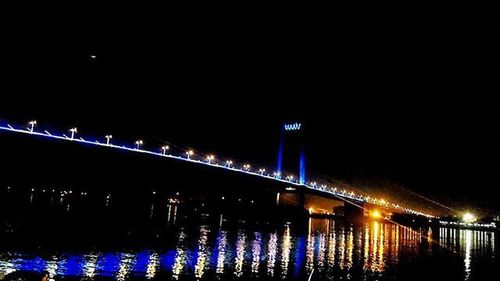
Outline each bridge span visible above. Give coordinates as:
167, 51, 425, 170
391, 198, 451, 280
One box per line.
0, 120, 434, 220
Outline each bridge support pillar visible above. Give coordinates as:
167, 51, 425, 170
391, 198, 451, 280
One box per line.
299, 191, 305, 208
344, 202, 364, 222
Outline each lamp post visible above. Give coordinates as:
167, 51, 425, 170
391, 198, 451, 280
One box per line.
105, 135, 112, 145
243, 164, 251, 171
226, 160, 233, 168
28, 120, 37, 132
135, 140, 143, 150
207, 155, 215, 164
161, 145, 170, 155
186, 150, 194, 159
259, 168, 266, 175
69, 127, 77, 140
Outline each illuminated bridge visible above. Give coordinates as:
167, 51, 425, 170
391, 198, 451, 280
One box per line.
0, 119, 434, 220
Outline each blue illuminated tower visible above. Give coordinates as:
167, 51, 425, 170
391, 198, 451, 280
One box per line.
276, 122, 306, 184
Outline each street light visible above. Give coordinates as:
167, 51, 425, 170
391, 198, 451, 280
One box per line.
161, 145, 170, 155
28, 120, 37, 132
370, 210, 382, 219
226, 160, 233, 168
206, 154, 215, 164
186, 150, 194, 159
135, 139, 143, 149
243, 164, 251, 171
105, 135, 112, 145
69, 127, 77, 140
259, 168, 266, 175
286, 175, 294, 181
463, 212, 476, 224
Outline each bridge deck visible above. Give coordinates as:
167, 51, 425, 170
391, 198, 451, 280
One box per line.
0, 121, 432, 218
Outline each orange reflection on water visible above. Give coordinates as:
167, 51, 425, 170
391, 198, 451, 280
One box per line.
280, 225, 292, 279
346, 226, 354, 269
327, 220, 336, 268
338, 227, 346, 269
360, 221, 423, 273
305, 219, 315, 274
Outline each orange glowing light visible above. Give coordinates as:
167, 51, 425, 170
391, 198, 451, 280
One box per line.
370, 210, 382, 219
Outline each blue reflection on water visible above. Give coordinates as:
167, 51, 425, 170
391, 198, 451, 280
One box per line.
160, 250, 176, 271
18, 256, 46, 272
132, 251, 151, 276
61, 255, 83, 276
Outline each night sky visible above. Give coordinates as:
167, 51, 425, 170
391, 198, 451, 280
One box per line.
1, 10, 500, 216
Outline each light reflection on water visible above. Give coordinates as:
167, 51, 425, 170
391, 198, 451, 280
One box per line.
251, 232, 261, 274
233, 230, 246, 277
439, 227, 496, 281
0, 219, 497, 281
267, 231, 278, 276
215, 230, 227, 275
194, 226, 210, 279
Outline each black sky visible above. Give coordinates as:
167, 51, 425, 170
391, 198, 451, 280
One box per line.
1, 10, 500, 215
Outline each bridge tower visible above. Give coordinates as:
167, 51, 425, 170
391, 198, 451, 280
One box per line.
276, 122, 306, 184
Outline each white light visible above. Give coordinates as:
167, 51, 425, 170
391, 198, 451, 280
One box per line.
463, 212, 476, 224
28, 120, 37, 132
161, 145, 170, 155
207, 155, 215, 163
105, 135, 113, 145
284, 123, 302, 131
135, 140, 143, 149
69, 127, 78, 139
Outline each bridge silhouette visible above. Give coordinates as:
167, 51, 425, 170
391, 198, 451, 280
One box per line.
0, 119, 434, 220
